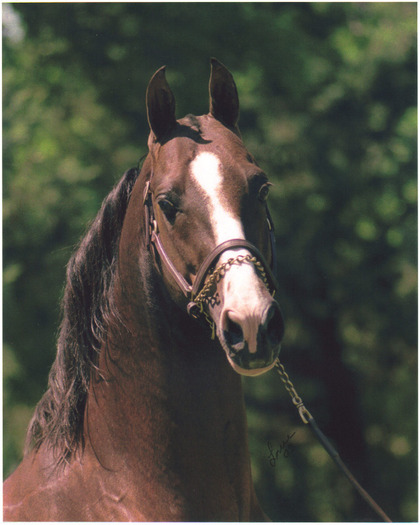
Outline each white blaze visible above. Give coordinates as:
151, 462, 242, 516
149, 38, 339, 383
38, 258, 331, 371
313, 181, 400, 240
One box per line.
191, 152, 266, 356
190, 152, 243, 246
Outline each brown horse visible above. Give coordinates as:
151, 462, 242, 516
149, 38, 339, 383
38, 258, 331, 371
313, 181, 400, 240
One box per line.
4, 59, 284, 521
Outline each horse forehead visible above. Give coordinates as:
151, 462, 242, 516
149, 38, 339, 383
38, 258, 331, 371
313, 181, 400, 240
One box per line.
153, 116, 254, 188
157, 144, 248, 190
190, 152, 222, 189
189, 146, 255, 195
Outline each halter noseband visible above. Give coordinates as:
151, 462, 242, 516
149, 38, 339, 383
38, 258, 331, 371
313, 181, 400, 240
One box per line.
143, 178, 278, 321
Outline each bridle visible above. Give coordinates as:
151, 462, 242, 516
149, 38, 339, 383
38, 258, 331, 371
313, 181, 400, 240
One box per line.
143, 176, 279, 325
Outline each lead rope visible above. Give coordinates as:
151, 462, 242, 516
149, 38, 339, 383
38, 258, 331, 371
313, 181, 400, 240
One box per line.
275, 360, 392, 523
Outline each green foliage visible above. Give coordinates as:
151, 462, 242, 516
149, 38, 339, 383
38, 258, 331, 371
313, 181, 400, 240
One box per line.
3, 3, 416, 521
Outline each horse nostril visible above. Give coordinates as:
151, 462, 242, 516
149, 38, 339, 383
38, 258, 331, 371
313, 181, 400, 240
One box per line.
264, 303, 284, 346
223, 312, 244, 349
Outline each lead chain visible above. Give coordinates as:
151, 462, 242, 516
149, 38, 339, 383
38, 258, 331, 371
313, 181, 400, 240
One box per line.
275, 360, 313, 424
194, 254, 271, 308
192, 254, 272, 340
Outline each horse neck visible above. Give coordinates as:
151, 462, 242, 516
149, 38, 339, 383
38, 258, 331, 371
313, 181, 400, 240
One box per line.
82, 176, 253, 518
87, 294, 247, 462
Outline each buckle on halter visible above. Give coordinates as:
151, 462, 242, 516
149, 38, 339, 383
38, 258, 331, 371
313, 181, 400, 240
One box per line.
151, 219, 158, 236
143, 180, 151, 204
187, 301, 201, 319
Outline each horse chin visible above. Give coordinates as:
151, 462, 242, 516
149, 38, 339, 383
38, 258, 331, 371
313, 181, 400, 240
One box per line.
226, 356, 277, 377
215, 325, 281, 377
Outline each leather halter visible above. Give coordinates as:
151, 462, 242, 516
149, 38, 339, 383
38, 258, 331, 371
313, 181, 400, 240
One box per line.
143, 177, 278, 317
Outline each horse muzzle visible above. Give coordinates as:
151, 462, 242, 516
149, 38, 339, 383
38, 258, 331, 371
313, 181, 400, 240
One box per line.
218, 300, 284, 376
185, 240, 284, 377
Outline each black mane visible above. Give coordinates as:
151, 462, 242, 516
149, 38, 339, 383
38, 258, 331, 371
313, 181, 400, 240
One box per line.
25, 167, 140, 466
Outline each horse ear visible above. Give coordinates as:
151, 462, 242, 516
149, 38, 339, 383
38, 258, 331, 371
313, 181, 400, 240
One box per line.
146, 66, 177, 142
209, 58, 239, 129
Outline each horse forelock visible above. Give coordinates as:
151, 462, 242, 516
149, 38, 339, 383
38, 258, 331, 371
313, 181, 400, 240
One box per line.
25, 166, 141, 467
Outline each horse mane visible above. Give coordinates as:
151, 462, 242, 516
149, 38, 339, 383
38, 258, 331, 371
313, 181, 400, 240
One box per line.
25, 166, 141, 466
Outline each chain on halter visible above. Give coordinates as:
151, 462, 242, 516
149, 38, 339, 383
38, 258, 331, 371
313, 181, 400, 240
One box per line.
190, 253, 274, 339
274, 360, 313, 424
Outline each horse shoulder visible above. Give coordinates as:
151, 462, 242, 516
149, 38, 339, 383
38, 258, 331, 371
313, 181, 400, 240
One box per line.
3, 450, 80, 521
4, 450, 58, 521
4, 449, 147, 521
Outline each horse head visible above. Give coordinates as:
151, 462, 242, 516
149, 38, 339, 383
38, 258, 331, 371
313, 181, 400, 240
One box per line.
144, 58, 284, 376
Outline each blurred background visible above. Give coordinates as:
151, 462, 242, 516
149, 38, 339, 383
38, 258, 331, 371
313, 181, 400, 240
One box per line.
3, 3, 417, 522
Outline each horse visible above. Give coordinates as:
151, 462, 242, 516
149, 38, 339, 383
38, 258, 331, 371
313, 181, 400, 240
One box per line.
4, 58, 284, 521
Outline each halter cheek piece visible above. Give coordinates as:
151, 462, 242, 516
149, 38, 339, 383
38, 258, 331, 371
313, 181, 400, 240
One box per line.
143, 178, 278, 321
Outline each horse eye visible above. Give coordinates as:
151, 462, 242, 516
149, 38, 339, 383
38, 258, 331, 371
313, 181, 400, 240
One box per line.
258, 183, 272, 202
158, 199, 178, 223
